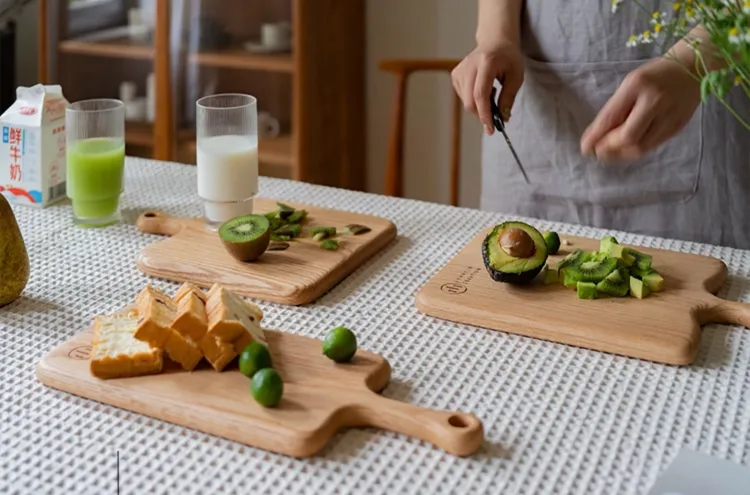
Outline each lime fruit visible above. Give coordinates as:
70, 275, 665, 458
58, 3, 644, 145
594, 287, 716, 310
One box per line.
239, 341, 273, 378
250, 368, 284, 407
543, 231, 561, 255
322, 326, 358, 362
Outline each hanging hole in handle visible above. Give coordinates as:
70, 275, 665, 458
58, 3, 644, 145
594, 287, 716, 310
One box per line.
143, 212, 157, 218
448, 414, 470, 428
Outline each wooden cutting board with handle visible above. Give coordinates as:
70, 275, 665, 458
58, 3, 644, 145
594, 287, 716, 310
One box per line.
416, 229, 750, 365
134, 198, 397, 305
36, 323, 484, 458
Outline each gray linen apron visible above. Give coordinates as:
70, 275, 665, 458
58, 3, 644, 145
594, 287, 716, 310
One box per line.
480, 1, 750, 249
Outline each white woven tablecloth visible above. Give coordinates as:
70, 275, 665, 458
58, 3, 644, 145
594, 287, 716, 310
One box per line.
2, 157, 749, 495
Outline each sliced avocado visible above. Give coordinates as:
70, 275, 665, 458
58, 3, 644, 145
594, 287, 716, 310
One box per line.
542, 266, 559, 285
642, 271, 664, 292
629, 276, 650, 299
482, 221, 548, 284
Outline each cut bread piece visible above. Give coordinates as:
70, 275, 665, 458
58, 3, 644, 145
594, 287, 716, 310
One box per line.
163, 329, 203, 371
201, 334, 238, 372
134, 285, 178, 348
205, 285, 266, 344
174, 282, 207, 304
90, 310, 164, 379
171, 284, 208, 343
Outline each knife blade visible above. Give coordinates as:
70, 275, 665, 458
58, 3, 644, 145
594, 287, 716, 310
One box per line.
490, 86, 529, 184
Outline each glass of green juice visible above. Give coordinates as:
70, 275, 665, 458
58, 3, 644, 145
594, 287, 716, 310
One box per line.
66, 99, 125, 228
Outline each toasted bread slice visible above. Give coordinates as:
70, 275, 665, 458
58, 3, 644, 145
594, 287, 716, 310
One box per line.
174, 282, 207, 304
90, 310, 163, 379
200, 334, 237, 372
134, 285, 178, 348
171, 287, 208, 342
205, 285, 266, 344
163, 329, 203, 371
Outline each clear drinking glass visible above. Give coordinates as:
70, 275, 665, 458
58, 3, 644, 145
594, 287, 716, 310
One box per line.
195, 94, 259, 229
65, 99, 126, 228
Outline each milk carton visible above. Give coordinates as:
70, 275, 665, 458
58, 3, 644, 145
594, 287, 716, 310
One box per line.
0, 84, 69, 208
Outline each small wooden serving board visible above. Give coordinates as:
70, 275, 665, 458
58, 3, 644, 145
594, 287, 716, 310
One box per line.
416, 229, 750, 365
36, 327, 484, 458
134, 198, 397, 305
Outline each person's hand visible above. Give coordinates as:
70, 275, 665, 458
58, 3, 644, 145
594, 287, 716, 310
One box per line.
580, 57, 702, 161
451, 40, 525, 135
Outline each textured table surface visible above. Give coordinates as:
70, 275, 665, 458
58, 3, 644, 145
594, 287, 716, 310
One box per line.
2, 157, 749, 495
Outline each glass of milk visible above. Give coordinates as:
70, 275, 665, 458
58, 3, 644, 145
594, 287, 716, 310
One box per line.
195, 94, 259, 229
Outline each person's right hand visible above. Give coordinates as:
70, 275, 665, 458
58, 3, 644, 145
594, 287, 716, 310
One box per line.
451, 40, 525, 135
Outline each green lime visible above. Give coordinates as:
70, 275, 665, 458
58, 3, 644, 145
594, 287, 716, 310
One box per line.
239, 341, 273, 378
250, 368, 284, 407
543, 231, 561, 255
322, 326, 358, 362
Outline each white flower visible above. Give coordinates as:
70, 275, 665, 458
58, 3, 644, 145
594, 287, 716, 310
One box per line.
729, 27, 742, 44
611, 0, 623, 13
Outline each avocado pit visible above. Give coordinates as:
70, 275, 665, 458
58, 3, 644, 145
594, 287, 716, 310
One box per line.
499, 228, 535, 258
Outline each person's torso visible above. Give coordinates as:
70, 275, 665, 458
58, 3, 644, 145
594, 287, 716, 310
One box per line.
480, 1, 750, 249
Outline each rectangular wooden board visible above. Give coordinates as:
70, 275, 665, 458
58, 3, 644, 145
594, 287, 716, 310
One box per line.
36, 326, 483, 458
135, 198, 397, 305
415, 228, 750, 365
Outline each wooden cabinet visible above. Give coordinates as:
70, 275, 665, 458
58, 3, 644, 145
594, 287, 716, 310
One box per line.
38, 0, 366, 190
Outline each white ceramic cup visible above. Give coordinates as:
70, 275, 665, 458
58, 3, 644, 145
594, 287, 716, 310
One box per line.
258, 111, 280, 139
261, 22, 291, 48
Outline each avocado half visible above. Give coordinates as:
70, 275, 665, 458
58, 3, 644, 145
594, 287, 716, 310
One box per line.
481, 221, 548, 284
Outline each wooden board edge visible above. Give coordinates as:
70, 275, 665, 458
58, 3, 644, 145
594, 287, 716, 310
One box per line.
414, 288, 702, 366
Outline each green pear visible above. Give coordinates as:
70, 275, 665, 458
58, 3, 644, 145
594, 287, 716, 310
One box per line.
0, 193, 30, 307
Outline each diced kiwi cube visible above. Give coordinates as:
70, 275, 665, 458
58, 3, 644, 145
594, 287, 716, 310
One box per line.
576, 281, 597, 299
642, 272, 664, 292
600, 235, 619, 253
629, 276, 650, 299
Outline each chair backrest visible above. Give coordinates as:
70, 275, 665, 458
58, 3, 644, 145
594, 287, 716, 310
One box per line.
379, 59, 462, 206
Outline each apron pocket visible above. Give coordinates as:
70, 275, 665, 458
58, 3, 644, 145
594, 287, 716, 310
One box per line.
505, 56, 703, 208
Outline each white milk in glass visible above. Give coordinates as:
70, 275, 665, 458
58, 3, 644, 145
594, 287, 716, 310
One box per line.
196, 134, 258, 224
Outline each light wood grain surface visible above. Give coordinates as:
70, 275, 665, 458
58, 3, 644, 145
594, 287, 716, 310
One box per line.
416, 230, 750, 365
135, 198, 397, 305
36, 326, 484, 458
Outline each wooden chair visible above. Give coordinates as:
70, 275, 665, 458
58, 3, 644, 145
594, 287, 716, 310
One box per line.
379, 59, 462, 206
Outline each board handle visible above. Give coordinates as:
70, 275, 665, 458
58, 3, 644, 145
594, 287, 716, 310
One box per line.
136, 210, 188, 237
702, 294, 750, 328
347, 393, 484, 457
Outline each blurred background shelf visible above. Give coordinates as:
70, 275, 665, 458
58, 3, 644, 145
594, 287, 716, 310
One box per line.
188, 49, 294, 73
39, 0, 365, 190
58, 37, 154, 59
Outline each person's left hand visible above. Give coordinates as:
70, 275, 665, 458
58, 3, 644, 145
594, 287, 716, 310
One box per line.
580, 57, 702, 161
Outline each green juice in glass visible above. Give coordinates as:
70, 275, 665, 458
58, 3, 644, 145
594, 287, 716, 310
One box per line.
66, 137, 125, 227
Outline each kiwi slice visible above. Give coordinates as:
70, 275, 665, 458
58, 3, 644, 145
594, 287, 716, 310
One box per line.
277, 202, 295, 220
576, 281, 597, 299
563, 257, 618, 284
557, 248, 588, 272
623, 247, 652, 271
275, 223, 301, 238
629, 265, 654, 279
286, 210, 308, 224
596, 268, 630, 297
218, 214, 271, 262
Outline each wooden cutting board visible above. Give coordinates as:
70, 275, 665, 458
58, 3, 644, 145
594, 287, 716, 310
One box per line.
134, 198, 397, 305
36, 326, 484, 458
416, 229, 750, 365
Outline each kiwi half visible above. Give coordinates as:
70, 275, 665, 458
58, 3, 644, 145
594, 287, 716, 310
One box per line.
218, 214, 271, 262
